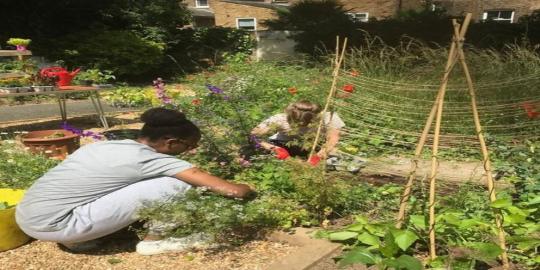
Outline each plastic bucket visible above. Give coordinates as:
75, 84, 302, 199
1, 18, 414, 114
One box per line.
0, 189, 31, 252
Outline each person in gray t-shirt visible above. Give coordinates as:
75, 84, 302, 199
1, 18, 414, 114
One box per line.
251, 100, 345, 165
16, 108, 255, 255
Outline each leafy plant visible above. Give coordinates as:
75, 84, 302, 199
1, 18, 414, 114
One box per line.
322, 215, 423, 270
73, 68, 116, 85
0, 138, 59, 189
7, 38, 31, 46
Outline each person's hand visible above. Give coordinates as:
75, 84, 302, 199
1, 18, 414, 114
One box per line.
273, 147, 290, 160
308, 154, 322, 166
235, 183, 257, 199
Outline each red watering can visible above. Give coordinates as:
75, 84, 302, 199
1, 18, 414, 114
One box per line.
40, 67, 81, 87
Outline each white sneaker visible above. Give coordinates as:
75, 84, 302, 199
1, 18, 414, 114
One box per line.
136, 233, 215, 256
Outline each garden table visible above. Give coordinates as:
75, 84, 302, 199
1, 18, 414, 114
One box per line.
0, 86, 111, 128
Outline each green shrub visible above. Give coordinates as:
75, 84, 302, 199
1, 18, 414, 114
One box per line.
164, 27, 255, 74
41, 30, 164, 78
0, 138, 59, 189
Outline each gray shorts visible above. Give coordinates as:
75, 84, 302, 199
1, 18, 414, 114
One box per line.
18, 177, 191, 244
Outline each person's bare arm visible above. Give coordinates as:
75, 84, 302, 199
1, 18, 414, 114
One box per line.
175, 168, 255, 198
317, 128, 341, 157
251, 126, 279, 151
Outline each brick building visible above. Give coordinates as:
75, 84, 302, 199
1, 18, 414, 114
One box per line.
184, 0, 288, 30
183, 0, 425, 29
433, 0, 540, 23
183, 0, 540, 30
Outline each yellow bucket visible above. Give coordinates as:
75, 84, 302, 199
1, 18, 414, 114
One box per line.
0, 188, 31, 252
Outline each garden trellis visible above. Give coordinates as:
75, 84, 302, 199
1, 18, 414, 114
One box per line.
313, 14, 540, 269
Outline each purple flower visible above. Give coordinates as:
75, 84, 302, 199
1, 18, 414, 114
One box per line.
206, 84, 224, 94
153, 77, 173, 105
61, 122, 102, 140
250, 134, 261, 148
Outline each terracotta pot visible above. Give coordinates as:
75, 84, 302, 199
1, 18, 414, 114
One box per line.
21, 129, 80, 160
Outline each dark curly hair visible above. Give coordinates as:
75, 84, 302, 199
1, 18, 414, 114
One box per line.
139, 108, 201, 142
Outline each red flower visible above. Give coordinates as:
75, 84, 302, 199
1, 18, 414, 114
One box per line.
522, 102, 539, 119
342, 84, 354, 93
191, 98, 201, 105
288, 87, 297, 95
350, 69, 360, 77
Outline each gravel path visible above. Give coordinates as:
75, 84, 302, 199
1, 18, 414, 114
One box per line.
0, 239, 296, 270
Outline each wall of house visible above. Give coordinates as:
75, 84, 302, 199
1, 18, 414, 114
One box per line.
437, 0, 534, 22
341, 0, 400, 20
213, 2, 277, 30
255, 30, 297, 61
183, 0, 213, 8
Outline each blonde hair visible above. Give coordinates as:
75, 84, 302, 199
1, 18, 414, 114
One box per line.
285, 100, 322, 126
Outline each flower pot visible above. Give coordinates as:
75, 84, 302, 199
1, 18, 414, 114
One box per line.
15, 45, 27, 51
21, 129, 80, 160
0, 188, 31, 252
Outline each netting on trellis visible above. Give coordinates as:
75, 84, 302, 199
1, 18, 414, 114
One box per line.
329, 70, 540, 157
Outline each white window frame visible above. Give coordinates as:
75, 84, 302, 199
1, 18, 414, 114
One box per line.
195, 0, 209, 8
482, 10, 515, 23
236, 17, 257, 31
347, 12, 369, 23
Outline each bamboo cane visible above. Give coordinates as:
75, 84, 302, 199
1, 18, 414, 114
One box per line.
309, 38, 348, 158
455, 31, 510, 269
395, 22, 462, 229
427, 14, 472, 260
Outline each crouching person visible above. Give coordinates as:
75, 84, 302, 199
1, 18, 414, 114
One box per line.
15, 108, 255, 255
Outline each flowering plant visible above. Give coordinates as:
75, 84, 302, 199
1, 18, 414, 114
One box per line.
152, 78, 173, 106
61, 122, 103, 140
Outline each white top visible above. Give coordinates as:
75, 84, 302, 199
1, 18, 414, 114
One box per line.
255, 112, 345, 141
16, 140, 193, 232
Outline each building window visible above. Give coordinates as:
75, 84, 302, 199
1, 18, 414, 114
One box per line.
483, 10, 514, 23
195, 0, 209, 8
237, 18, 256, 31
347, 12, 369, 22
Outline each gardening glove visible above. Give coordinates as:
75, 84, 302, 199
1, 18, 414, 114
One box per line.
273, 147, 290, 160
308, 154, 322, 166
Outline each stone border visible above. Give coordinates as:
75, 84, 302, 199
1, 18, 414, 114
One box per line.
265, 228, 342, 270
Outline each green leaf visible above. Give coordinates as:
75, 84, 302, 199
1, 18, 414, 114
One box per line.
357, 232, 380, 247
337, 247, 377, 267
107, 258, 122, 264
393, 230, 419, 251
490, 198, 512, 209
346, 223, 365, 232
355, 215, 369, 224
395, 255, 423, 270
465, 242, 503, 262
409, 215, 427, 230
380, 232, 399, 258
328, 231, 358, 241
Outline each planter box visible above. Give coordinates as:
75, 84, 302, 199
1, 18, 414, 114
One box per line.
0, 86, 33, 94
21, 129, 80, 160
